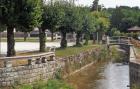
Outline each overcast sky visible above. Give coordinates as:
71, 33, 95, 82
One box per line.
75, 0, 140, 8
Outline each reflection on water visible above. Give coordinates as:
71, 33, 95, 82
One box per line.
66, 62, 130, 89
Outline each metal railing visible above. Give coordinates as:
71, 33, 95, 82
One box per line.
107, 36, 130, 45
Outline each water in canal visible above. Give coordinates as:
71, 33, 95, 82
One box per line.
66, 61, 130, 89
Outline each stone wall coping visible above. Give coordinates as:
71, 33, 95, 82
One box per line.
130, 60, 140, 64
0, 52, 55, 61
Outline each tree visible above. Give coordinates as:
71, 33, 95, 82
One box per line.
72, 7, 84, 46
83, 13, 96, 45
39, 1, 65, 51
91, 11, 110, 43
42, 2, 64, 42
0, 0, 42, 56
59, 2, 76, 48
91, 0, 99, 11
110, 6, 140, 33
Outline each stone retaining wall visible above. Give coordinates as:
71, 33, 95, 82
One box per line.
57, 49, 96, 78
128, 44, 140, 88
0, 61, 57, 87
129, 62, 140, 87
0, 49, 98, 87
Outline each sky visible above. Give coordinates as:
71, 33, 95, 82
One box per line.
75, 0, 140, 8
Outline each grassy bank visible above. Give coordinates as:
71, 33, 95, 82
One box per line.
16, 42, 99, 57
56, 44, 100, 57
13, 79, 74, 89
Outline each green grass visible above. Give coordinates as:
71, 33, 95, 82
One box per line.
56, 44, 100, 57
13, 80, 74, 89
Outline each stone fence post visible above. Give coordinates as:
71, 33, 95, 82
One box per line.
28, 58, 35, 65
50, 55, 55, 61
4, 60, 12, 67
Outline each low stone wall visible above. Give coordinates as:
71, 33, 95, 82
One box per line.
128, 44, 140, 88
0, 61, 58, 87
0, 49, 99, 87
57, 49, 97, 78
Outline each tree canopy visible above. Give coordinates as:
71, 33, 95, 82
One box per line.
0, 0, 43, 56
109, 6, 140, 32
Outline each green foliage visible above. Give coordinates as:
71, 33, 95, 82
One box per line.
55, 69, 63, 80
0, 0, 42, 30
0, 0, 43, 56
0, 23, 6, 32
82, 12, 96, 33
109, 47, 126, 63
42, 1, 65, 31
56, 45, 99, 57
13, 80, 74, 89
91, 11, 110, 33
46, 80, 74, 89
110, 6, 140, 32
97, 47, 109, 61
13, 84, 32, 89
110, 28, 121, 36
59, 3, 81, 33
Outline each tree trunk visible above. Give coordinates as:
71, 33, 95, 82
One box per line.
84, 33, 89, 45
39, 29, 46, 52
7, 26, 16, 57
76, 32, 81, 46
60, 31, 67, 48
93, 33, 96, 44
51, 30, 54, 42
24, 32, 27, 41
96, 32, 99, 44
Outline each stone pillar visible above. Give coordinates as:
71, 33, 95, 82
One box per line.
50, 55, 55, 61
35, 58, 42, 64
41, 57, 47, 63
4, 60, 12, 67
28, 59, 35, 65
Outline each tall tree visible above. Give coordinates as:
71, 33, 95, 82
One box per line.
40, 1, 65, 51
91, 0, 99, 11
91, 11, 110, 43
59, 2, 76, 48
83, 13, 96, 45
0, 0, 42, 56
73, 7, 83, 46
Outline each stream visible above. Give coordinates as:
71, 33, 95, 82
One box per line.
66, 61, 130, 89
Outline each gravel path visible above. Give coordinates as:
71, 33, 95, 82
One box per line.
0, 42, 75, 55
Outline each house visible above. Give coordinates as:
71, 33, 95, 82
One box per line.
128, 26, 140, 32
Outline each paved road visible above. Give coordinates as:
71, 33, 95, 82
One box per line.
0, 42, 75, 55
